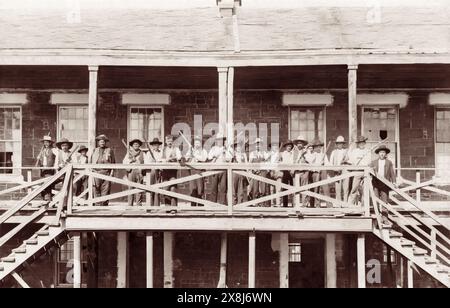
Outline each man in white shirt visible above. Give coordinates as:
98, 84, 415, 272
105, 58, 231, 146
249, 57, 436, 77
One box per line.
123, 139, 145, 206
54, 138, 74, 170
310, 140, 331, 207
144, 138, 163, 206
348, 136, 371, 205
36, 135, 57, 201
293, 136, 310, 207
208, 133, 233, 204
74, 145, 89, 198
161, 135, 182, 207
329, 136, 350, 203
185, 136, 208, 206
249, 138, 270, 204
232, 141, 249, 204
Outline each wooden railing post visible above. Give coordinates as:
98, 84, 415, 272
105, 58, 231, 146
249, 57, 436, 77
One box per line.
88, 173, 94, 206
363, 168, 370, 216
27, 170, 32, 194
146, 172, 152, 207
67, 167, 74, 215
416, 170, 421, 203
227, 167, 233, 215
294, 172, 300, 207
276, 178, 282, 207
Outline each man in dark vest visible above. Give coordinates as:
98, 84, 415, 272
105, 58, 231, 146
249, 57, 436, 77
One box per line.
90, 134, 116, 206
36, 135, 57, 201
123, 139, 145, 206
370, 145, 397, 225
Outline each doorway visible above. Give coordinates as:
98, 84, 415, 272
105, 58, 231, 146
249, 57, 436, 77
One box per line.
361, 106, 399, 167
288, 239, 325, 288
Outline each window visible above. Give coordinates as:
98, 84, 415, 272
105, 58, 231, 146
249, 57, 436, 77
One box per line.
290, 107, 325, 142
0, 107, 22, 175
436, 108, 450, 178
128, 107, 163, 142
55, 239, 87, 287
58, 106, 88, 149
383, 246, 397, 264
289, 243, 302, 263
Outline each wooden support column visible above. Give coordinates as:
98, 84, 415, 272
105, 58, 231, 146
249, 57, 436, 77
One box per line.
117, 232, 129, 288
279, 233, 289, 288
218, 67, 229, 136
163, 232, 174, 288
348, 65, 358, 143
88, 66, 99, 152
217, 233, 228, 288
357, 234, 366, 288
407, 260, 414, 288
73, 232, 82, 289
325, 234, 337, 288
146, 232, 154, 288
227, 67, 235, 143
248, 232, 256, 288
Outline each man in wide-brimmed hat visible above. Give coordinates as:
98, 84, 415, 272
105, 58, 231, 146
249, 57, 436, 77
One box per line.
232, 139, 249, 204
54, 138, 74, 170
161, 135, 182, 206
249, 138, 270, 205
208, 133, 233, 204
123, 139, 145, 206
143, 137, 163, 206
185, 135, 208, 206
329, 136, 350, 203
348, 136, 371, 206
36, 135, 57, 201
90, 134, 116, 206
370, 145, 396, 225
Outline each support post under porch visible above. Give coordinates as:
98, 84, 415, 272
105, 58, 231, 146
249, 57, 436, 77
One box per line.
348, 64, 358, 143
325, 234, 337, 288
357, 234, 366, 288
117, 232, 129, 288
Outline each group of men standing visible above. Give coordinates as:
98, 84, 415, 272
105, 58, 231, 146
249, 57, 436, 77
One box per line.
36, 132, 396, 222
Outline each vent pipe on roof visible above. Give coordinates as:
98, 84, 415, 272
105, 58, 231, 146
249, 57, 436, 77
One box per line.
217, 0, 241, 17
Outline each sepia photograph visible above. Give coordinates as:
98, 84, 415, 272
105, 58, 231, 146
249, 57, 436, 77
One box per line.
0, 0, 449, 293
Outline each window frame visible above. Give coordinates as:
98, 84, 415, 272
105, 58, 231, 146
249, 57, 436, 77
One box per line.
56, 105, 89, 147
127, 105, 165, 145
434, 107, 450, 179
288, 106, 327, 143
0, 105, 22, 180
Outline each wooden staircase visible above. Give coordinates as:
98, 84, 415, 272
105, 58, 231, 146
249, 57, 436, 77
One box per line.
0, 224, 68, 284
370, 173, 450, 288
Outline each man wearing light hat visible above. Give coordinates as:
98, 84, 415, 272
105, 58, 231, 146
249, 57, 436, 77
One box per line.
310, 140, 331, 207
208, 133, 233, 204
161, 135, 182, 207
370, 145, 396, 225
185, 135, 208, 206
329, 136, 350, 203
249, 137, 270, 204
347, 136, 371, 206
54, 138, 74, 170
74, 145, 89, 198
36, 135, 57, 201
293, 135, 311, 207
144, 138, 163, 206
90, 134, 116, 206
123, 139, 145, 206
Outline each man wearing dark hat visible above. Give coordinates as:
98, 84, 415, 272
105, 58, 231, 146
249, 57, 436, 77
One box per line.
249, 138, 270, 204
185, 136, 208, 206
232, 140, 249, 204
54, 138, 74, 170
36, 135, 57, 201
123, 139, 145, 206
370, 145, 396, 225
293, 135, 311, 207
348, 136, 371, 205
74, 145, 89, 198
281, 140, 295, 207
144, 138, 163, 206
90, 134, 116, 206
161, 135, 182, 207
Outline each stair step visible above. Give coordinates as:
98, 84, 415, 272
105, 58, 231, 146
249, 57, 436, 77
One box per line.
0, 265, 3, 271
36, 230, 50, 236
436, 267, 449, 274
413, 247, 428, 256
424, 258, 439, 265
24, 239, 39, 245
389, 230, 403, 238
12, 247, 27, 254
400, 239, 415, 247
1, 256, 16, 263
